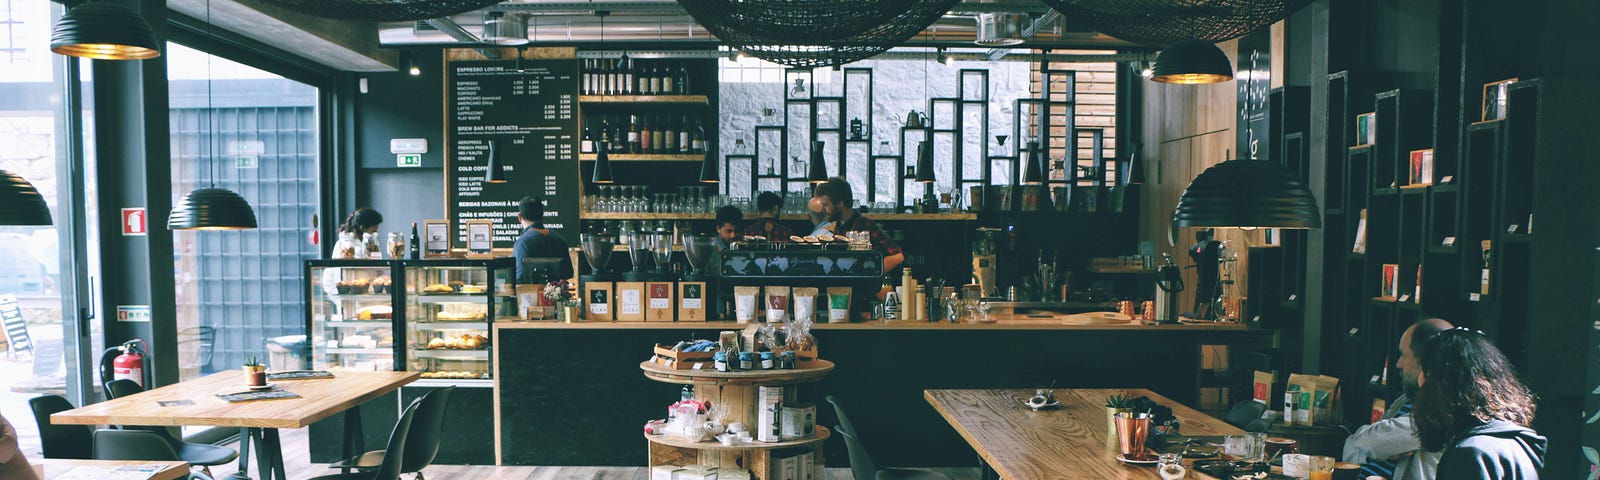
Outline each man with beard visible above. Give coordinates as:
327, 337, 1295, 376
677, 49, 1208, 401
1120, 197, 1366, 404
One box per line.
812, 177, 903, 274
1343, 317, 1452, 480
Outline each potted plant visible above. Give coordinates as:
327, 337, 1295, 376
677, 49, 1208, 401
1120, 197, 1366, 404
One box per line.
545, 280, 578, 322
243, 356, 268, 387
1106, 392, 1134, 436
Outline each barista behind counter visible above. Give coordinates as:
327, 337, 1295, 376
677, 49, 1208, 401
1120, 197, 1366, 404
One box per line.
812, 177, 903, 274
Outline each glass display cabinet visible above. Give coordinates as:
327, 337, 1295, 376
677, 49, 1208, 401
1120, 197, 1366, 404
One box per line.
305, 260, 400, 371
401, 258, 516, 382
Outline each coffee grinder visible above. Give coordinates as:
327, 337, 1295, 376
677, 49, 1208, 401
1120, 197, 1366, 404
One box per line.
644, 225, 676, 321
579, 232, 618, 321
678, 234, 716, 322
971, 227, 1002, 299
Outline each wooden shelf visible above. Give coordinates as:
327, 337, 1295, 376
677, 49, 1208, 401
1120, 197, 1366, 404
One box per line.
578, 95, 708, 104
579, 153, 703, 162
578, 212, 976, 221
639, 359, 834, 385
645, 426, 830, 451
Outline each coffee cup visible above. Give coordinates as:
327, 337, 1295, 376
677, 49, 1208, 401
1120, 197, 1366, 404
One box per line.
1264, 437, 1298, 459
1332, 462, 1364, 480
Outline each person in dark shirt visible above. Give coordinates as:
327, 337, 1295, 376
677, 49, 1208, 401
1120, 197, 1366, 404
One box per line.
1414, 327, 1545, 480
812, 177, 903, 273
713, 205, 743, 251
513, 196, 573, 282
742, 191, 795, 241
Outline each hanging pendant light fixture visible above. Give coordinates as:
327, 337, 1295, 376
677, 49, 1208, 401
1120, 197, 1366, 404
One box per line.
1022, 141, 1045, 185
1172, 158, 1321, 229
915, 141, 935, 183
482, 11, 529, 46
0, 169, 52, 225
592, 142, 615, 184
1123, 143, 1146, 185
169, 0, 257, 231
485, 140, 507, 183
1150, 40, 1234, 84
807, 140, 829, 184
50, 2, 162, 60
698, 150, 719, 183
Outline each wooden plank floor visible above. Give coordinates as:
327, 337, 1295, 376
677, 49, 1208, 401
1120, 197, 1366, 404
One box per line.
225, 427, 979, 480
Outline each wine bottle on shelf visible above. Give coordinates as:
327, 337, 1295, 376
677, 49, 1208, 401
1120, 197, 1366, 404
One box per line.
581, 118, 595, 154
580, 59, 590, 95
675, 115, 689, 153
638, 63, 651, 95
660, 62, 675, 94
675, 64, 689, 94
408, 222, 420, 260
598, 116, 612, 148
627, 114, 642, 154
612, 117, 627, 153
651, 115, 666, 153
690, 117, 706, 154
621, 56, 635, 95
643, 64, 657, 94
640, 115, 654, 154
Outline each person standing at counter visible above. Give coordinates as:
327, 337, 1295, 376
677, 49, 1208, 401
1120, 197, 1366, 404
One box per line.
713, 205, 743, 250
743, 192, 794, 241
513, 196, 573, 282
341, 207, 384, 235
813, 177, 903, 273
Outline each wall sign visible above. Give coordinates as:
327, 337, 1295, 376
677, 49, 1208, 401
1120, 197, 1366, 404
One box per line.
445, 59, 580, 248
121, 208, 147, 236
116, 305, 152, 322
1236, 30, 1271, 161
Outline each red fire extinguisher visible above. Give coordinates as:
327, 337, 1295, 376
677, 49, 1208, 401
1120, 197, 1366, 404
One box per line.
100, 339, 148, 388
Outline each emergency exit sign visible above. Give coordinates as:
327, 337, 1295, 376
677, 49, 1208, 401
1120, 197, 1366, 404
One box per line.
397, 154, 422, 167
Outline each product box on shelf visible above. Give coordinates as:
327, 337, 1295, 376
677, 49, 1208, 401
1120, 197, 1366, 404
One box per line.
757, 385, 784, 443
774, 451, 798, 480
678, 281, 708, 321
679, 465, 718, 480
617, 282, 645, 321
652, 343, 716, 370
798, 450, 817, 480
650, 465, 684, 480
584, 281, 614, 321
779, 402, 815, 439
646, 282, 675, 321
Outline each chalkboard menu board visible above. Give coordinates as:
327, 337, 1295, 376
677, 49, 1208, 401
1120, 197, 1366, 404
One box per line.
446, 59, 580, 248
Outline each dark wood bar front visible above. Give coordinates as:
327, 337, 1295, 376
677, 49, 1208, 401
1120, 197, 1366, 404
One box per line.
491, 321, 1274, 467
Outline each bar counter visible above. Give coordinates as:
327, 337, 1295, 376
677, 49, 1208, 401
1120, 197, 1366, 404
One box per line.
491, 318, 1275, 467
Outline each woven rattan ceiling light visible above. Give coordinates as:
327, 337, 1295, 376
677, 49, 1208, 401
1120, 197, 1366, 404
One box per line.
678, 0, 960, 68
1036, 0, 1296, 46
253, 0, 502, 22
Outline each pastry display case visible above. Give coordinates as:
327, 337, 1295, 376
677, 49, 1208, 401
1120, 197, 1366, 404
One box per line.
402, 258, 516, 382
305, 260, 401, 371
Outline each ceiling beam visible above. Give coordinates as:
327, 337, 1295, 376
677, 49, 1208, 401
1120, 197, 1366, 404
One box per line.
168, 0, 397, 71
425, 17, 501, 59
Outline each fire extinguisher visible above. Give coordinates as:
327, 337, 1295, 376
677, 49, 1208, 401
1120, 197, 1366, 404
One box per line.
99, 339, 149, 389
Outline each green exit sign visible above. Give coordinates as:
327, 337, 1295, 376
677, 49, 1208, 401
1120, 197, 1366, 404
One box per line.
397, 154, 422, 167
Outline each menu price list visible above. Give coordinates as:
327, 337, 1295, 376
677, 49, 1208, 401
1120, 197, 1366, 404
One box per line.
446, 59, 581, 247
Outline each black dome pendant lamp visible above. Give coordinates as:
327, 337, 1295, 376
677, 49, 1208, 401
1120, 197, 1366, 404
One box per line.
914, 141, 935, 183
1022, 141, 1045, 185
485, 140, 507, 183
698, 149, 719, 183
807, 141, 829, 184
0, 169, 53, 225
50, 1, 162, 60
592, 142, 615, 184
1150, 40, 1233, 85
169, 0, 256, 231
1172, 158, 1321, 229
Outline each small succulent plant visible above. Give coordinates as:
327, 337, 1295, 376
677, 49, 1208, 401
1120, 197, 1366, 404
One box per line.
243, 356, 263, 367
1105, 393, 1134, 409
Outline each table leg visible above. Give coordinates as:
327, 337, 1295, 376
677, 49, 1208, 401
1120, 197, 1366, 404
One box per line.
251, 428, 274, 480
340, 407, 364, 474
236, 427, 252, 478
978, 455, 1000, 480
264, 428, 287, 480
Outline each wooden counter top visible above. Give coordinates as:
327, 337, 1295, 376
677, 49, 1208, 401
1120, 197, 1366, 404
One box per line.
496, 319, 1259, 331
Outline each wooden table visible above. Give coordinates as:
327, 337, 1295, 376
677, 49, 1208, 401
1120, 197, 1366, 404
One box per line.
925, 388, 1244, 480
53, 370, 419, 480
35, 459, 189, 480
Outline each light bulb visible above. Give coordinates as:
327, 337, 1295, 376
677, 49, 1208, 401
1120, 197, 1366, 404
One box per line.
409, 65, 421, 76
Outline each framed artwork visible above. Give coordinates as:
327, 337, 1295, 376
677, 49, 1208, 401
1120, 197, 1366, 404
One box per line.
465, 219, 494, 258
422, 220, 451, 258
1408, 149, 1434, 186
1355, 113, 1376, 146
1482, 78, 1517, 121
1381, 264, 1399, 299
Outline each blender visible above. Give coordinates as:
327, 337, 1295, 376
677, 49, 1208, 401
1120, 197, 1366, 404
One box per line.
579, 232, 618, 281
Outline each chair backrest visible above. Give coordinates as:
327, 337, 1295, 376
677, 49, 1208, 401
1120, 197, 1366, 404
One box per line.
104, 379, 143, 400
825, 396, 878, 480
400, 386, 454, 473
371, 399, 421, 480
1221, 400, 1267, 430
29, 395, 92, 459
93, 429, 181, 461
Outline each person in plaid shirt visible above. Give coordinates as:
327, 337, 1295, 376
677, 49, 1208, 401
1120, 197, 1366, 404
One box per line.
812, 177, 903, 274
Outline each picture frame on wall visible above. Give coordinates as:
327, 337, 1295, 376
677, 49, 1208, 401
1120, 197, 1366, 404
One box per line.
422, 220, 451, 258
1355, 112, 1376, 146
1482, 78, 1517, 121
465, 219, 494, 258
1408, 149, 1434, 186
1381, 263, 1399, 299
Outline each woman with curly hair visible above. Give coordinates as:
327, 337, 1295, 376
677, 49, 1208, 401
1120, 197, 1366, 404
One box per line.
1413, 327, 1546, 479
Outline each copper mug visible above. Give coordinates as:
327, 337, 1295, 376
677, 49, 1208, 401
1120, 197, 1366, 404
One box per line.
1114, 412, 1152, 456
1264, 437, 1299, 459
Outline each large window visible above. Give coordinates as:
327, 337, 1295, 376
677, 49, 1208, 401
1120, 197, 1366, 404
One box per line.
166, 42, 320, 382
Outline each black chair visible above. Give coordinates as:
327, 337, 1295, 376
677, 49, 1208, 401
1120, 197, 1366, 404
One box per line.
328, 386, 455, 480
93, 429, 213, 480
103, 379, 239, 473
310, 397, 420, 480
1221, 400, 1271, 433
825, 396, 952, 480
29, 395, 92, 459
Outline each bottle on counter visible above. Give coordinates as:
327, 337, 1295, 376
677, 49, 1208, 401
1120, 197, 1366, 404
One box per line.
408, 222, 420, 260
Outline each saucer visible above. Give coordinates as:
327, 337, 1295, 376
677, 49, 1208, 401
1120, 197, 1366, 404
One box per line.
247, 383, 275, 391
1018, 398, 1061, 410
1116, 453, 1159, 465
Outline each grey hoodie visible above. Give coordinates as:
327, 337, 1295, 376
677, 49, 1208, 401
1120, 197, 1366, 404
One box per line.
1436, 419, 1547, 480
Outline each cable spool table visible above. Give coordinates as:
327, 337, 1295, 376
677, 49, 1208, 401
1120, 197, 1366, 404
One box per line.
640, 359, 835, 479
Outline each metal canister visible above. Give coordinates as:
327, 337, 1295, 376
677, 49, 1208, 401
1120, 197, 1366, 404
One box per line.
1118, 300, 1136, 318
1141, 300, 1155, 322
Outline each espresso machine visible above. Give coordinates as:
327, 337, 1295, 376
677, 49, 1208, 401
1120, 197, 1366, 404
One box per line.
971, 227, 1002, 298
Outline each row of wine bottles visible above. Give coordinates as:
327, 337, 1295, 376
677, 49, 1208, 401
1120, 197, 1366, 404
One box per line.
580, 58, 694, 96
581, 114, 707, 155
